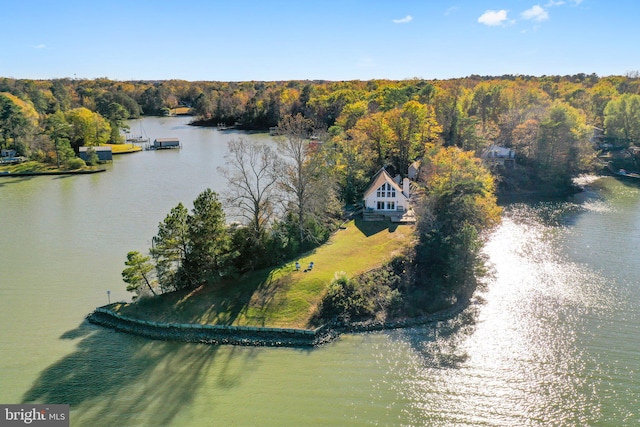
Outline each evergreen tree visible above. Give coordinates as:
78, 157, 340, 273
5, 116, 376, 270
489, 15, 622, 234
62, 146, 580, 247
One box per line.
122, 251, 157, 296
150, 203, 190, 291
185, 189, 234, 286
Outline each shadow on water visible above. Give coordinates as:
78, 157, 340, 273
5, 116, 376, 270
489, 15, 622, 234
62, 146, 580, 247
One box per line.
21, 320, 260, 426
0, 176, 36, 187
387, 303, 482, 370
504, 193, 603, 229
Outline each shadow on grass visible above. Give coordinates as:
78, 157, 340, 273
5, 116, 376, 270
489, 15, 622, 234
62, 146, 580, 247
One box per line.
126, 264, 293, 327
203, 268, 286, 325
237, 270, 296, 326
22, 320, 263, 426
614, 175, 640, 189
353, 218, 395, 237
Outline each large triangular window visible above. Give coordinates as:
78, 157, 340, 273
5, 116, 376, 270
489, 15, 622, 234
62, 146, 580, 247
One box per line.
375, 183, 396, 198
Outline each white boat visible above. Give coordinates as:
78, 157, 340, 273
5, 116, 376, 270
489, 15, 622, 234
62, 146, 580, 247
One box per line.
125, 121, 150, 143
125, 134, 150, 143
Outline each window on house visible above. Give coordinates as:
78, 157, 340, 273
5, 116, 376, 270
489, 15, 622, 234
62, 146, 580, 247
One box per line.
377, 201, 385, 210
387, 201, 395, 210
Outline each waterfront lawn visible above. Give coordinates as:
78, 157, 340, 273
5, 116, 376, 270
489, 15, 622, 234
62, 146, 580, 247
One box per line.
0, 161, 55, 173
0, 160, 101, 173
170, 107, 191, 115
114, 219, 415, 329
103, 143, 142, 154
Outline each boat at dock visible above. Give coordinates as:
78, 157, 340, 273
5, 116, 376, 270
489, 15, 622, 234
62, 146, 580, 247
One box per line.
126, 134, 150, 143
125, 121, 150, 143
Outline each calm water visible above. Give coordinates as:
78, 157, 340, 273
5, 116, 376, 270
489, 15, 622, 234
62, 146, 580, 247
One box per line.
1, 117, 640, 426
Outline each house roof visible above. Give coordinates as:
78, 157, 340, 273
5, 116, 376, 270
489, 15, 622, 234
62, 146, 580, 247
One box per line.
363, 167, 408, 200
481, 145, 514, 158
79, 146, 112, 152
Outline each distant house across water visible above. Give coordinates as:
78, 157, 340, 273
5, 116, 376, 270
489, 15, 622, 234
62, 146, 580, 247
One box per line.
79, 146, 113, 162
481, 145, 516, 168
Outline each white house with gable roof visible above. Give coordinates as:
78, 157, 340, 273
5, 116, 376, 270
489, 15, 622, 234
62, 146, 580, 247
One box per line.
362, 168, 412, 221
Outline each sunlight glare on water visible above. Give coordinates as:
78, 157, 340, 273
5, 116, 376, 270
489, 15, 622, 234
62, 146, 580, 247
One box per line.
392, 202, 617, 426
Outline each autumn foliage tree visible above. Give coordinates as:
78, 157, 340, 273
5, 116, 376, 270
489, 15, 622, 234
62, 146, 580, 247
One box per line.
414, 145, 501, 297
534, 101, 591, 187
65, 107, 111, 151
604, 94, 640, 146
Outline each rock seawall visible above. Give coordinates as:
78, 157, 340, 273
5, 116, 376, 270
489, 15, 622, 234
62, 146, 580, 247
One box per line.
86, 308, 336, 347
87, 291, 471, 348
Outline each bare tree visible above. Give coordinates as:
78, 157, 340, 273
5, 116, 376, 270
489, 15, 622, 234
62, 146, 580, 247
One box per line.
276, 114, 338, 246
218, 138, 280, 241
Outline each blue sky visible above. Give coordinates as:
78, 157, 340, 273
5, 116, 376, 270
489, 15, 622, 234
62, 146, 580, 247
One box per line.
0, 0, 637, 81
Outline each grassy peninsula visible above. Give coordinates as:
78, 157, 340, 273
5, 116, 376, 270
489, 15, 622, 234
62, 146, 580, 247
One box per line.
113, 219, 414, 329
0, 160, 104, 174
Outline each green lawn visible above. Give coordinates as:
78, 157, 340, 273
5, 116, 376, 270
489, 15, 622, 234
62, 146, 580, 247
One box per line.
0, 161, 56, 173
114, 219, 415, 329
103, 143, 142, 154
0, 160, 103, 173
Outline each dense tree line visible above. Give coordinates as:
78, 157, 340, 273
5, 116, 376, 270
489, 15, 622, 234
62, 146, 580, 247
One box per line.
2, 73, 639, 180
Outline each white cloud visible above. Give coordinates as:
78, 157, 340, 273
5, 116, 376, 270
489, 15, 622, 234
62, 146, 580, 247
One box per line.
545, 0, 564, 6
392, 15, 413, 24
522, 5, 549, 21
445, 6, 459, 16
478, 10, 509, 26
34, 44, 46, 49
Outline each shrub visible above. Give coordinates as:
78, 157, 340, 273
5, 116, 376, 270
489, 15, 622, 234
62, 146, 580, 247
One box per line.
320, 272, 373, 321
66, 157, 86, 170
85, 147, 99, 166
319, 269, 406, 322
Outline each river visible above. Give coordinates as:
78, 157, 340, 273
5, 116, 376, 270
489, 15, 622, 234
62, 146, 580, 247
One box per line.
1, 116, 639, 426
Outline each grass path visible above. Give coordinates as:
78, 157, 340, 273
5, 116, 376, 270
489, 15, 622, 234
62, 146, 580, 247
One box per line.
115, 219, 415, 328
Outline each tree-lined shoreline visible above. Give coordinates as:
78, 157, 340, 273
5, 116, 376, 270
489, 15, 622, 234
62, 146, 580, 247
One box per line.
3, 74, 639, 189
